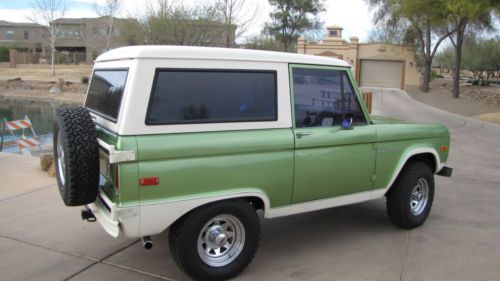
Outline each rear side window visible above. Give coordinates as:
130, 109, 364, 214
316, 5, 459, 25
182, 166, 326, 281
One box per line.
146, 69, 277, 125
85, 69, 128, 122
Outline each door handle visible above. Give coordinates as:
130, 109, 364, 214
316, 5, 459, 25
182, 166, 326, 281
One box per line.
296, 132, 313, 139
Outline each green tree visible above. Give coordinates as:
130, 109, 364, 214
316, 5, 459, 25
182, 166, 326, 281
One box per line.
444, 0, 498, 98
264, 0, 325, 52
118, 18, 144, 45
462, 37, 500, 85
367, 27, 406, 45
243, 34, 285, 51
434, 45, 455, 76
139, 0, 225, 46
366, 0, 454, 92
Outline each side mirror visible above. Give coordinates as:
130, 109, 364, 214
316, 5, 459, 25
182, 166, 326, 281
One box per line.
341, 117, 353, 130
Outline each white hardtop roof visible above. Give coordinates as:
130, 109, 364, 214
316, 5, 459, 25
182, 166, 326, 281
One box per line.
95, 45, 350, 67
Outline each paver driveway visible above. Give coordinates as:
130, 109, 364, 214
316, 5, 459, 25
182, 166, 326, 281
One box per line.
1, 88, 499, 281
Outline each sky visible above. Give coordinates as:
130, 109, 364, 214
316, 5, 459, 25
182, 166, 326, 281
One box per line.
0, 0, 374, 42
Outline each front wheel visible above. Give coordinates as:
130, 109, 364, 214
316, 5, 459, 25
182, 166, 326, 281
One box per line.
169, 200, 260, 281
386, 161, 435, 229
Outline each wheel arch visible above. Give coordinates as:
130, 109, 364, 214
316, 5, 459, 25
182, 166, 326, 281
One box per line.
383, 148, 441, 195
139, 190, 271, 237
406, 153, 437, 173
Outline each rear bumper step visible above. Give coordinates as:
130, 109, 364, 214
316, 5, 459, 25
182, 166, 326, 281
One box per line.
437, 166, 453, 177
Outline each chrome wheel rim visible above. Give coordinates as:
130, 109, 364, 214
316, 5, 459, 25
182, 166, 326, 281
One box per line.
197, 214, 245, 267
410, 178, 429, 216
56, 131, 66, 185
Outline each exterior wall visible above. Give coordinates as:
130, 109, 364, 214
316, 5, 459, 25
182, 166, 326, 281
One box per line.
0, 24, 46, 50
55, 23, 87, 49
297, 26, 359, 73
84, 17, 130, 54
2, 17, 237, 65
357, 43, 420, 88
52, 17, 133, 63
297, 26, 421, 89
297, 37, 358, 71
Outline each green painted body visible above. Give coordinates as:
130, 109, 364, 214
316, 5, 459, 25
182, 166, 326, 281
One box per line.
97, 66, 450, 210
292, 125, 377, 202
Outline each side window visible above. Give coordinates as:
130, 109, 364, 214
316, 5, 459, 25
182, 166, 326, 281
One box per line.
292, 67, 366, 128
147, 70, 277, 125
342, 73, 366, 124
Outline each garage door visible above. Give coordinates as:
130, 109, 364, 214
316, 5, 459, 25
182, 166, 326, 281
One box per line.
360, 60, 403, 89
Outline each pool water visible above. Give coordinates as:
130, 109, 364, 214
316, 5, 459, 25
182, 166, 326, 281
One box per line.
0, 98, 74, 154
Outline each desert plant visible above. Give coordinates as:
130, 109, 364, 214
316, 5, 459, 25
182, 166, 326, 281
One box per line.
0, 47, 9, 62
430, 69, 444, 80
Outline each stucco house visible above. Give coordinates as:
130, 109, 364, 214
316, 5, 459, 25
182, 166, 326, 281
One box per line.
297, 25, 420, 89
0, 20, 47, 51
51, 16, 134, 63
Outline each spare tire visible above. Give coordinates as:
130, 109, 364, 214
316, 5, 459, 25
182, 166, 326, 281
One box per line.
54, 107, 99, 206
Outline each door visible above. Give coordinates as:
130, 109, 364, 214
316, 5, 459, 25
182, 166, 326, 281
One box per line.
360, 60, 403, 89
291, 65, 377, 203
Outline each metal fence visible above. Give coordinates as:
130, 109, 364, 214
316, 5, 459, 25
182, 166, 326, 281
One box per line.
14, 52, 92, 65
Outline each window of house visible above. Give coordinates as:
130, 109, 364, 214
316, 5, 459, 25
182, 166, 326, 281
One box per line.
292, 67, 366, 128
147, 69, 277, 125
5, 30, 14, 40
105, 27, 115, 35
92, 27, 98, 35
24, 30, 30, 40
329, 30, 337, 36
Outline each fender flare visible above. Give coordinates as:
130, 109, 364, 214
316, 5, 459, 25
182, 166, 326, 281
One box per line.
380, 147, 442, 196
138, 189, 271, 236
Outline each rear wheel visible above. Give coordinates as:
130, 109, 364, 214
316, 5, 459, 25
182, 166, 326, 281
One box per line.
169, 200, 260, 281
386, 161, 435, 229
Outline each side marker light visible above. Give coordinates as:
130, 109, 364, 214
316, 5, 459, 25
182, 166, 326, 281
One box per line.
140, 177, 159, 186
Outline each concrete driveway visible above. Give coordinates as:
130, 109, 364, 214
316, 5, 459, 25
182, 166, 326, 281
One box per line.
1, 88, 499, 281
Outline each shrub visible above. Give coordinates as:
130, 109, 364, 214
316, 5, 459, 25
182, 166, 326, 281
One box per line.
480, 80, 490, 86
430, 69, 444, 80
0, 47, 9, 62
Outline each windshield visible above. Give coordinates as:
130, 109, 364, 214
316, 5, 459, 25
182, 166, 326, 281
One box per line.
85, 69, 128, 122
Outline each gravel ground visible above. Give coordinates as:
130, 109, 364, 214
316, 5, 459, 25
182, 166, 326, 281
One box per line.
0, 64, 92, 82
0, 78, 86, 104
405, 78, 500, 124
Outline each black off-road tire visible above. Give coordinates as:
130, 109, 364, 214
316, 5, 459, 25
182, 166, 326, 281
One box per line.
386, 161, 435, 229
53, 107, 99, 206
169, 199, 260, 281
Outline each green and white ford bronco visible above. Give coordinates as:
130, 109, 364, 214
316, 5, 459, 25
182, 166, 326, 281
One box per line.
54, 46, 452, 281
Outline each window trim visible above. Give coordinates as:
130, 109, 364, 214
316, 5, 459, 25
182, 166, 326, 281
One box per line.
85, 68, 129, 123
289, 64, 371, 128
145, 68, 278, 126
340, 71, 368, 125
